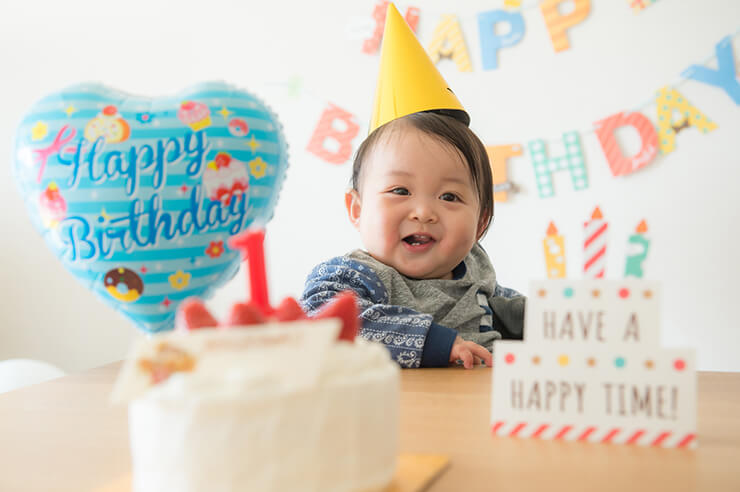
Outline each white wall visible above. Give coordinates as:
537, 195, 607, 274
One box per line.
1, 0, 738, 372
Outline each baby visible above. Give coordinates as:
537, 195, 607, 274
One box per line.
301, 111, 525, 369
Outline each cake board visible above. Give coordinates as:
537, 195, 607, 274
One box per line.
97, 453, 450, 492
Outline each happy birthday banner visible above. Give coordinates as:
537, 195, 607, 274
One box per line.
358, 0, 663, 65
358, 0, 591, 62
303, 29, 739, 205
491, 279, 697, 448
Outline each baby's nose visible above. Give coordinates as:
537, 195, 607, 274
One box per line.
409, 201, 438, 223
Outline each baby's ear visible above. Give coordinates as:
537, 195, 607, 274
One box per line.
477, 215, 491, 240
345, 189, 362, 229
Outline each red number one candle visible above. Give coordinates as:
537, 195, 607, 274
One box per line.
229, 229, 273, 316
583, 206, 608, 278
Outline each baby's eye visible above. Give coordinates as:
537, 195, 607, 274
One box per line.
440, 192, 459, 202
390, 187, 409, 195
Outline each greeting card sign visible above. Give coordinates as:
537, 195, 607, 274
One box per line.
491, 280, 697, 448
526, 279, 660, 349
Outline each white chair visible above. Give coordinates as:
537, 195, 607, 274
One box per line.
0, 359, 65, 394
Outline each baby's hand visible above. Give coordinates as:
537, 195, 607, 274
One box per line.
449, 336, 493, 369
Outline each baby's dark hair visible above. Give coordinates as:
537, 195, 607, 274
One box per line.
351, 111, 494, 237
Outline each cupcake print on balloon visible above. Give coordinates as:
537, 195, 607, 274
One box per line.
12, 81, 289, 333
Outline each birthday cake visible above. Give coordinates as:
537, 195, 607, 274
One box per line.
112, 232, 400, 492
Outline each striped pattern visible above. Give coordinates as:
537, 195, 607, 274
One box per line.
306, 104, 360, 164
583, 209, 608, 278
539, 0, 591, 52
13, 82, 289, 333
655, 86, 718, 155
594, 111, 658, 177
491, 421, 697, 448
427, 14, 473, 72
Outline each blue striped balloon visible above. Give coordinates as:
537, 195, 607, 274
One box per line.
12, 82, 289, 333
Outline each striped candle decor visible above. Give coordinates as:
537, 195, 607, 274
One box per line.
583, 206, 608, 278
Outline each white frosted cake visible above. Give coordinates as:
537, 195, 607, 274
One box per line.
112, 316, 400, 492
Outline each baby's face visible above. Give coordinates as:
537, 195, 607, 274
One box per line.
346, 126, 481, 280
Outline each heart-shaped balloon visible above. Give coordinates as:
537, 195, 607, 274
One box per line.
12, 82, 289, 333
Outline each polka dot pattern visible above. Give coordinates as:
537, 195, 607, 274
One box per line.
509, 354, 686, 371
655, 86, 717, 155
534, 286, 655, 301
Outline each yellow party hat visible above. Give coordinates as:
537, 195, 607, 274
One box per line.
370, 3, 469, 133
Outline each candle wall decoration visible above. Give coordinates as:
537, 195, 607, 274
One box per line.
584, 206, 608, 278
543, 221, 566, 279
625, 220, 650, 278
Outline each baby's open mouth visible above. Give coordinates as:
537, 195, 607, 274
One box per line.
402, 234, 434, 246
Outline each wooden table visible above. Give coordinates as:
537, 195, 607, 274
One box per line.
0, 364, 738, 492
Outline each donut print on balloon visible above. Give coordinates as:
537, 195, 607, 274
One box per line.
228, 117, 249, 137
104, 267, 145, 303
84, 105, 131, 143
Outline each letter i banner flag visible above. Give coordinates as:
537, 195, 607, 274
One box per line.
12, 82, 290, 334
491, 280, 697, 448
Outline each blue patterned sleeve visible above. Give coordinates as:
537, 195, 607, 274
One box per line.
493, 283, 524, 299
491, 283, 526, 340
301, 256, 456, 369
